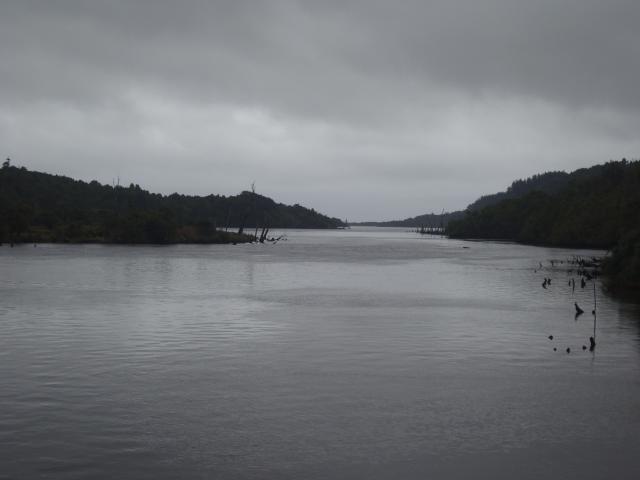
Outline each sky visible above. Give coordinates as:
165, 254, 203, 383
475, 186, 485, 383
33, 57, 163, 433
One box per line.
1, 1, 639, 221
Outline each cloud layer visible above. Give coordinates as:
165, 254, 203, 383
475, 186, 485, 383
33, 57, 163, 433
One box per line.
2, 0, 639, 220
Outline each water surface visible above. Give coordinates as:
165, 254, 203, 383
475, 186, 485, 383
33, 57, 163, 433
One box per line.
1, 228, 639, 479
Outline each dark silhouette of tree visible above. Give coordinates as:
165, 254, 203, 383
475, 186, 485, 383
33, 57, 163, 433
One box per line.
447, 159, 640, 289
0, 164, 344, 245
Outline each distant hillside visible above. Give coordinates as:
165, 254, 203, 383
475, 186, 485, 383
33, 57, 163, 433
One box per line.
357, 170, 576, 228
467, 171, 571, 211
354, 211, 465, 228
0, 162, 343, 244
447, 159, 640, 290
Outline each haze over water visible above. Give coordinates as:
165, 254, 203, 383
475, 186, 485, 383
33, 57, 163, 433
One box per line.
1, 227, 639, 479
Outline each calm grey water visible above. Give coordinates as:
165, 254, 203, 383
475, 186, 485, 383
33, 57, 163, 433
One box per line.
1, 228, 639, 479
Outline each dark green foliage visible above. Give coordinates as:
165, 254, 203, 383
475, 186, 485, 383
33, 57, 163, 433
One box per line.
0, 165, 343, 244
355, 211, 465, 228
467, 171, 571, 211
448, 159, 640, 289
356, 171, 573, 228
603, 229, 640, 290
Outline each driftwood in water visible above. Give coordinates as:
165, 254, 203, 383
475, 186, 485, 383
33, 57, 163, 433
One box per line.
259, 226, 270, 243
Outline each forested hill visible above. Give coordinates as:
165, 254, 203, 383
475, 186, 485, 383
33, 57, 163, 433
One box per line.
354, 211, 465, 228
0, 163, 344, 244
357, 169, 576, 228
467, 171, 571, 211
447, 159, 640, 289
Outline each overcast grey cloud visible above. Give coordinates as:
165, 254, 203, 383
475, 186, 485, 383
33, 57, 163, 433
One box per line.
1, 0, 639, 220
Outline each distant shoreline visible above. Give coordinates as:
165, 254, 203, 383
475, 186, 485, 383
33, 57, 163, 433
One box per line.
0, 165, 344, 246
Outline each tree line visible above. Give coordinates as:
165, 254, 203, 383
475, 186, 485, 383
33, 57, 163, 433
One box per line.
0, 162, 344, 244
447, 159, 640, 290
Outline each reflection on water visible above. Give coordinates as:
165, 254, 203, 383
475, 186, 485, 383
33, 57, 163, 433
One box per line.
1, 228, 639, 479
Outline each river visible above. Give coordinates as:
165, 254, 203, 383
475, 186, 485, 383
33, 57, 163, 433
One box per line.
1, 227, 639, 479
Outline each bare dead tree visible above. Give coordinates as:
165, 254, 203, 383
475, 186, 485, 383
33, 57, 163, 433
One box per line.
259, 226, 270, 243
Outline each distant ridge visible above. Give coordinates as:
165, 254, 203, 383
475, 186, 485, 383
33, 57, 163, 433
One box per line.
0, 162, 344, 244
353, 211, 464, 228
356, 167, 605, 228
466, 171, 571, 211
448, 160, 637, 248
447, 159, 640, 290
353, 159, 640, 289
